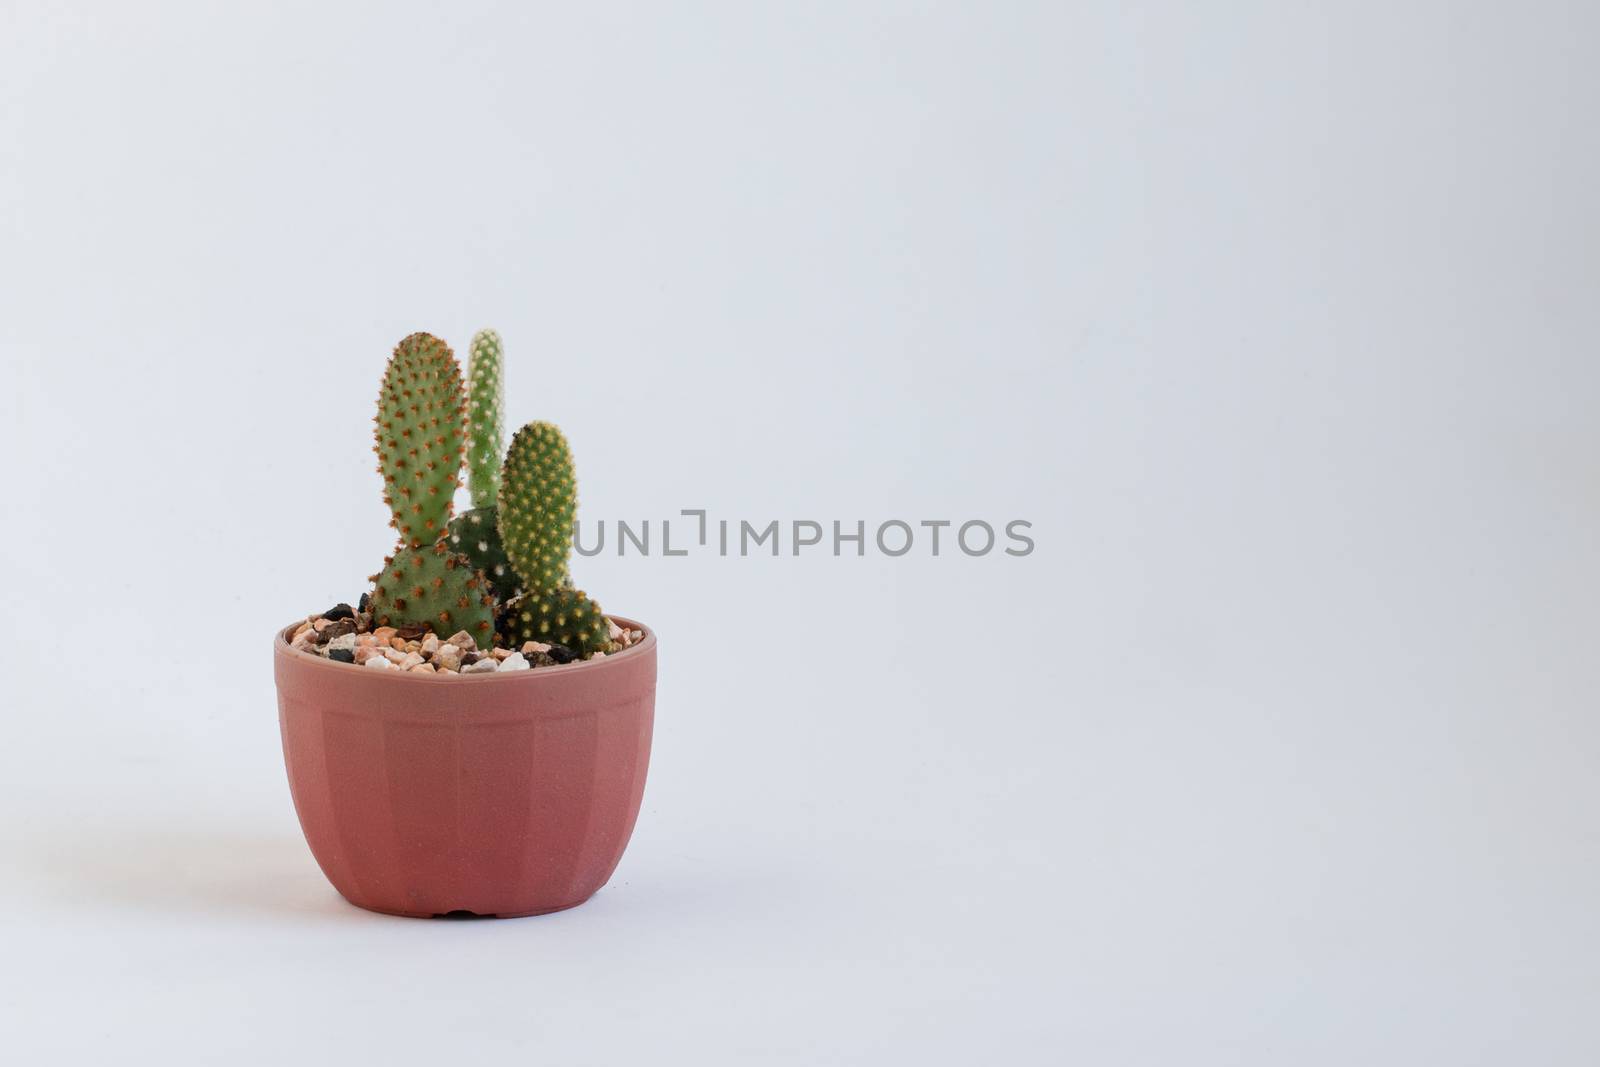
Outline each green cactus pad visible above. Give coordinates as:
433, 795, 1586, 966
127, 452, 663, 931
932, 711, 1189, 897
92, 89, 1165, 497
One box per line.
498, 421, 577, 593
496, 586, 609, 655
370, 541, 496, 641
446, 506, 522, 603
466, 328, 504, 510
375, 332, 466, 546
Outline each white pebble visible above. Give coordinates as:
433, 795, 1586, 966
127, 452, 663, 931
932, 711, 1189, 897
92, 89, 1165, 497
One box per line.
326, 633, 357, 654
364, 656, 393, 670
498, 652, 530, 672
462, 660, 498, 675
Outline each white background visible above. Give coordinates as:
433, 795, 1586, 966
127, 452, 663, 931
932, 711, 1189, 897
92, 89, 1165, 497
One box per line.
3, 2, 1597, 1063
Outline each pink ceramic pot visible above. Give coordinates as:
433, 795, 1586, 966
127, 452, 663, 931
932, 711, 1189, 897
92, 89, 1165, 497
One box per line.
273, 618, 656, 918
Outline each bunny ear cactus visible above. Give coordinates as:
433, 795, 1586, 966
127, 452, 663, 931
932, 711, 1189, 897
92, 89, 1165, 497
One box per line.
496, 420, 608, 654
465, 328, 504, 511
375, 333, 468, 546
369, 332, 494, 641
498, 421, 577, 592
447, 328, 523, 604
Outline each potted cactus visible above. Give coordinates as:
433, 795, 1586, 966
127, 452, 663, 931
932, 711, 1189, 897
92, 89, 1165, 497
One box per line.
272, 330, 656, 918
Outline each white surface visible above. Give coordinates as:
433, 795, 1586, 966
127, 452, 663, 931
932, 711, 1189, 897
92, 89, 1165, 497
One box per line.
3, 2, 1598, 1063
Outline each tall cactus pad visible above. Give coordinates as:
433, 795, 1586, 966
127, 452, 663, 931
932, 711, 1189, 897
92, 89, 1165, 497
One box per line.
370, 541, 495, 640
497, 586, 609, 654
498, 421, 577, 592
447, 506, 522, 603
466, 328, 504, 510
375, 333, 466, 546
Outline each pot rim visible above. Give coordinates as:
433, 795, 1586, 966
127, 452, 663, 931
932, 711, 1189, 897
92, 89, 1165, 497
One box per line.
274, 613, 655, 683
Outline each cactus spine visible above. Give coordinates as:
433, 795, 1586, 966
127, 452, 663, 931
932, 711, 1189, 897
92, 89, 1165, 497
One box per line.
465, 328, 504, 511
496, 420, 607, 653
369, 332, 493, 640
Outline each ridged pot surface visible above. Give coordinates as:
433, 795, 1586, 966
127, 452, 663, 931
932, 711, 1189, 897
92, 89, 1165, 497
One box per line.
273, 618, 656, 918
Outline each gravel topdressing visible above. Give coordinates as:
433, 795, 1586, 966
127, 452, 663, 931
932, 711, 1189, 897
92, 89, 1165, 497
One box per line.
287, 604, 645, 675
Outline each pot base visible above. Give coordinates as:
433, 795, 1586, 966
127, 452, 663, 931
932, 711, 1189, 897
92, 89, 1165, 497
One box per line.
345, 893, 595, 920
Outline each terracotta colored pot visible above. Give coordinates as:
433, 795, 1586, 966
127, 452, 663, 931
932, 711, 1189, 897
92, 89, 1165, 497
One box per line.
273, 618, 656, 918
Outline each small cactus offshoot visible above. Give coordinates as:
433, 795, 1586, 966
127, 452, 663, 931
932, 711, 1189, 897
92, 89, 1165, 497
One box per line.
497, 586, 609, 653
